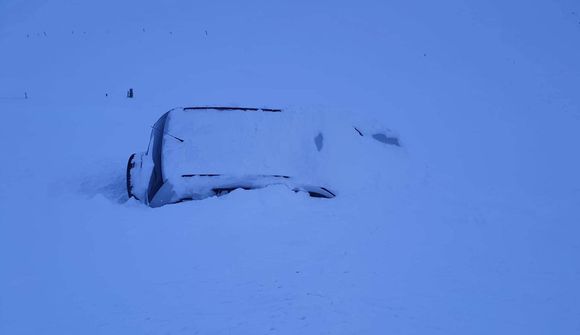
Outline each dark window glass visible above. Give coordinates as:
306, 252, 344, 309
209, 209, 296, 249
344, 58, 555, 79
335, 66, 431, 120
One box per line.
147, 112, 169, 202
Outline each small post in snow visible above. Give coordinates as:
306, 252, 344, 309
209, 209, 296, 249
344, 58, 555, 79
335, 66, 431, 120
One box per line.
127, 88, 134, 98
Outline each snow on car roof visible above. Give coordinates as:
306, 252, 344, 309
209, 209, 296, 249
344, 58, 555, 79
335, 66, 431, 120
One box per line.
161, 107, 322, 185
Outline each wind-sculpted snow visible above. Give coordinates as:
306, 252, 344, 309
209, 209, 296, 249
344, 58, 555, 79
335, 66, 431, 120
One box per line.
1, 0, 580, 334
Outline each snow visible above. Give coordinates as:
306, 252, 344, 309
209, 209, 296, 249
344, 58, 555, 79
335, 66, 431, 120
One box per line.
1, 0, 580, 334
163, 108, 322, 182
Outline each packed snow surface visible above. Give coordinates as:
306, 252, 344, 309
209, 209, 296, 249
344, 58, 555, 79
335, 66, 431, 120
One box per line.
1, 0, 580, 334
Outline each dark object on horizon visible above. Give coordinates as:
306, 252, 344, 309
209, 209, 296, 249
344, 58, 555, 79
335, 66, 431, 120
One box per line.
24, 92, 28, 99
127, 88, 134, 98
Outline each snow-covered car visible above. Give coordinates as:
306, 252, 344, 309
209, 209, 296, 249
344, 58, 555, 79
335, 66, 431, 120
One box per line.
127, 107, 337, 207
